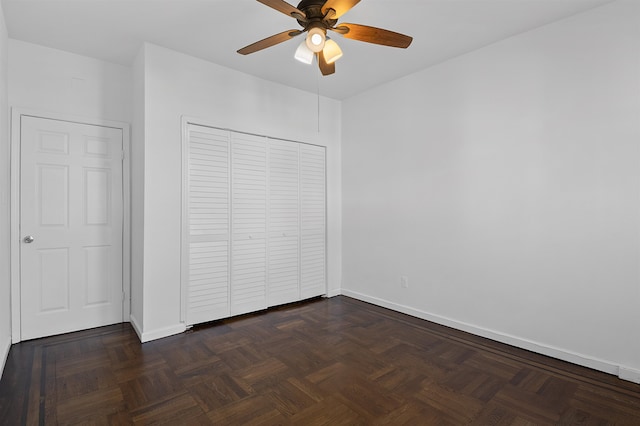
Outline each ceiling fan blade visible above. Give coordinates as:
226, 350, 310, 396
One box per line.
336, 23, 413, 48
317, 51, 335, 76
257, 0, 306, 20
237, 30, 302, 55
322, 0, 361, 19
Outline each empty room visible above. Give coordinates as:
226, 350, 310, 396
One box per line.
1, 0, 639, 424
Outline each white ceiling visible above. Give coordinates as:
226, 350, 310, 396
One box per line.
2, 0, 613, 99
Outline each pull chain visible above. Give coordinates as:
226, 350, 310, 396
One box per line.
316, 62, 321, 133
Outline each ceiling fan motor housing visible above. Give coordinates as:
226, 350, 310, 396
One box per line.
296, 0, 338, 29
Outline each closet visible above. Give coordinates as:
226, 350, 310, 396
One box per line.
182, 124, 326, 326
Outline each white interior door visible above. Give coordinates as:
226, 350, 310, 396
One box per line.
230, 132, 267, 316
20, 116, 124, 340
184, 125, 230, 325
267, 139, 300, 306
300, 144, 326, 299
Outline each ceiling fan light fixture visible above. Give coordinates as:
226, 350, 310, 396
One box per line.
294, 40, 314, 64
237, 0, 413, 77
305, 26, 326, 53
323, 38, 343, 64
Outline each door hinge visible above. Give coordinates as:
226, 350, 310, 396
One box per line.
121, 151, 125, 161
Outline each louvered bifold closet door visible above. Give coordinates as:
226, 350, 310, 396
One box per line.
231, 132, 268, 316
300, 144, 327, 299
267, 139, 300, 306
185, 125, 231, 325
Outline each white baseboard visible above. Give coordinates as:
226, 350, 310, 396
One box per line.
618, 367, 640, 384
129, 314, 143, 342
325, 288, 342, 298
341, 289, 640, 382
1, 335, 11, 381
130, 317, 186, 343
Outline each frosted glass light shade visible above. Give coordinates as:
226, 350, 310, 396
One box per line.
306, 27, 325, 53
323, 39, 343, 64
294, 41, 314, 64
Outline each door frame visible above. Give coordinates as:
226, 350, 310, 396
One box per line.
10, 108, 131, 343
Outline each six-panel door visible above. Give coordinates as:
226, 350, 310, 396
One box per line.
20, 116, 124, 340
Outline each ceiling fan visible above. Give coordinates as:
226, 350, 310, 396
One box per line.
237, 0, 413, 76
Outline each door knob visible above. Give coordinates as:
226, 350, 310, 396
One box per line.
23, 235, 35, 244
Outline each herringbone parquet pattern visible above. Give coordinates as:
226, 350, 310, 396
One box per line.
1, 296, 639, 424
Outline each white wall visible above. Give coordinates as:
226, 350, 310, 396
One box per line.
0, 2, 11, 378
136, 43, 342, 341
342, 1, 640, 382
8, 40, 132, 123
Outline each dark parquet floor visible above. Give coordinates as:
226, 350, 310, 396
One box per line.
1, 296, 640, 425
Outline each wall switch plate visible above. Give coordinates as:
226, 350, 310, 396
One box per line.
400, 275, 409, 288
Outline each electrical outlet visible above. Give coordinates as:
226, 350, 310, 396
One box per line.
400, 275, 409, 288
